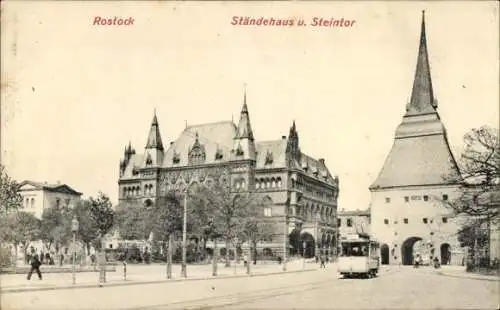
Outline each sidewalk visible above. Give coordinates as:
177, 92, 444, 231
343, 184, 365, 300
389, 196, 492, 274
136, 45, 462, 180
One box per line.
0, 259, 317, 293
435, 265, 500, 282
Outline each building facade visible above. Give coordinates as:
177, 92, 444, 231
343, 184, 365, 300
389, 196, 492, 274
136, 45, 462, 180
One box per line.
18, 181, 83, 219
118, 96, 339, 258
369, 12, 465, 266
338, 208, 371, 239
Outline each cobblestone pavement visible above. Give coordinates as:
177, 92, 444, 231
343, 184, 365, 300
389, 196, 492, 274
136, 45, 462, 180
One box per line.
1, 265, 498, 310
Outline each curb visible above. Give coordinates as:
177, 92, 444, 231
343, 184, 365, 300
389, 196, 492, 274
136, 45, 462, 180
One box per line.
436, 271, 500, 282
1, 268, 317, 294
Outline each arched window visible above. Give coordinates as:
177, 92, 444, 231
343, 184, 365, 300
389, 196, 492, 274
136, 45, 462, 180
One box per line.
241, 179, 246, 188
25, 198, 29, 208
235, 181, 240, 189
31, 198, 35, 208
271, 178, 276, 188
255, 179, 260, 189
266, 179, 271, 188
277, 178, 282, 188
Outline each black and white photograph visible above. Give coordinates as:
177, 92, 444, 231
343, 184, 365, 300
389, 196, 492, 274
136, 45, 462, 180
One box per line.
1, 1, 499, 309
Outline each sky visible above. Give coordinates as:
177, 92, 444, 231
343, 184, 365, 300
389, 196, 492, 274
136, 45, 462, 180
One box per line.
1, 1, 499, 211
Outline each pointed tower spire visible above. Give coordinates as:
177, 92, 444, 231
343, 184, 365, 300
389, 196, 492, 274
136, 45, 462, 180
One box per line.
286, 120, 300, 164
145, 110, 164, 151
232, 86, 256, 161
235, 85, 254, 141
406, 10, 437, 116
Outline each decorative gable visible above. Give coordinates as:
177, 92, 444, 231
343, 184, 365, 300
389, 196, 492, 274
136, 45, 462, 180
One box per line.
188, 132, 206, 165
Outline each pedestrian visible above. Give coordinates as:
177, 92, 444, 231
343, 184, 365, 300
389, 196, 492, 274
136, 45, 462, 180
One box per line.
27, 254, 42, 280
243, 255, 248, 267
320, 255, 326, 268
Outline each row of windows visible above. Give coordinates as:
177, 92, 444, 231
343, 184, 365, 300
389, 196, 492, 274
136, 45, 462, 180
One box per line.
255, 177, 282, 189
123, 184, 154, 197
383, 217, 448, 225
291, 179, 336, 202
337, 217, 370, 227
24, 198, 35, 208
55, 198, 71, 208
294, 205, 335, 223
385, 194, 448, 203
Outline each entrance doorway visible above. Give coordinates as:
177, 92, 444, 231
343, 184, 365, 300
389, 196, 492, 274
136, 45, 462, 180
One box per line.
299, 232, 315, 258
401, 236, 423, 265
381, 244, 390, 264
440, 243, 451, 265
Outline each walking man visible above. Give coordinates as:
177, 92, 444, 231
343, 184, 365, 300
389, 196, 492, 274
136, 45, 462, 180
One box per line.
27, 254, 42, 280
320, 254, 326, 268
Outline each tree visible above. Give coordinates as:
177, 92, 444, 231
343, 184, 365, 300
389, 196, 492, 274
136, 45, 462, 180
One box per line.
40, 204, 72, 257
192, 182, 267, 267
87, 192, 115, 251
0, 211, 41, 267
0, 165, 22, 216
239, 201, 275, 265
445, 125, 500, 220
115, 199, 151, 241
443, 125, 499, 269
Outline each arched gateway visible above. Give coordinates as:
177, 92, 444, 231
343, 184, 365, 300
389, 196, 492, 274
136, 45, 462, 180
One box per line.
401, 236, 423, 265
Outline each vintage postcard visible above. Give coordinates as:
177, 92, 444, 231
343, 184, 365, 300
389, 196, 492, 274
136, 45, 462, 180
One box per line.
1, 1, 499, 310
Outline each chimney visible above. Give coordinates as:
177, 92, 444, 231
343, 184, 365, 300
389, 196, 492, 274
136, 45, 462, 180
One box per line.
319, 158, 325, 165
282, 135, 286, 140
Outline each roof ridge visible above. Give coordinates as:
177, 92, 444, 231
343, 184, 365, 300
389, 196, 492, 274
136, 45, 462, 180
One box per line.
185, 120, 235, 129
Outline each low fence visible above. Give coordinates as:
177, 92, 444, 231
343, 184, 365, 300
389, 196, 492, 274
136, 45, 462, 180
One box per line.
0, 264, 117, 275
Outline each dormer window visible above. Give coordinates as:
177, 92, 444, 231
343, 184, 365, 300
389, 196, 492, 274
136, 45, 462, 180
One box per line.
265, 151, 274, 165
236, 145, 244, 156
188, 133, 206, 165
145, 154, 153, 166
173, 151, 180, 164
215, 148, 223, 160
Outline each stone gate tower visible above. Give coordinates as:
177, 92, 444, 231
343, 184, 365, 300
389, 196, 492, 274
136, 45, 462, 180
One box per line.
369, 11, 464, 266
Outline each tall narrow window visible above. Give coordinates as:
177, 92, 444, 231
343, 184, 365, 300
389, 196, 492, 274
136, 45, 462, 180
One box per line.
384, 219, 389, 225
31, 198, 35, 208
346, 218, 352, 227
404, 196, 409, 203
385, 197, 391, 203
404, 218, 409, 224
423, 195, 429, 201
442, 194, 448, 201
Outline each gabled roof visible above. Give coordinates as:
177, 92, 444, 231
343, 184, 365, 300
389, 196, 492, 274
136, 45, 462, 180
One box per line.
255, 139, 288, 169
19, 181, 82, 196
163, 121, 236, 167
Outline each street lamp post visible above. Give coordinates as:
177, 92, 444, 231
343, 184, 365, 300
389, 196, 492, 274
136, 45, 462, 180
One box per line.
302, 241, 306, 270
71, 217, 79, 285
181, 191, 188, 278
233, 237, 239, 275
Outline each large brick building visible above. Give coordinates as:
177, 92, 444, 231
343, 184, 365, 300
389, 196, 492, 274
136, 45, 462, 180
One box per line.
118, 95, 339, 258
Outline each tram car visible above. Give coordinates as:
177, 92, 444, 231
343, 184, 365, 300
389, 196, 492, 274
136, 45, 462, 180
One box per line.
338, 232, 380, 278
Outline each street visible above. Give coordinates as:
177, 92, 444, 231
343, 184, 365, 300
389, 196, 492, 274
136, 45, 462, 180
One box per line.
1, 265, 498, 310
